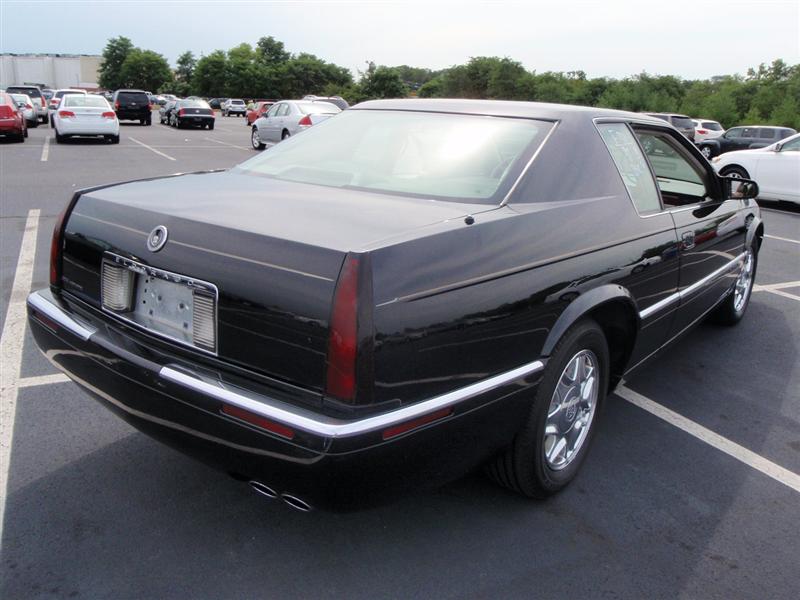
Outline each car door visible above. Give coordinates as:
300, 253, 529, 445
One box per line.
755, 136, 800, 202
634, 127, 748, 336
262, 102, 283, 142
738, 127, 760, 150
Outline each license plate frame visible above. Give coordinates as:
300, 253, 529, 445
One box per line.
101, 252, 219, 355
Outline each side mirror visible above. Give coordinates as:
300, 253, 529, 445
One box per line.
774, 143, 783, 152
723, 176, 759, 200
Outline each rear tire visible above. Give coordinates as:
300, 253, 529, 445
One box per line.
109, 134, 120, 144
208, 122, 214, 130
55, 131, 64, 144
281, 130, 290, 140
29, 120, 39, 129
486, 319, 608, 498
42, 114, 49, 125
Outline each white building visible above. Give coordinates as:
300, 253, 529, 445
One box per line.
1, 54, 102, 90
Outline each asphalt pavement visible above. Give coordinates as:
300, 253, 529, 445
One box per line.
1, 115, 799, 600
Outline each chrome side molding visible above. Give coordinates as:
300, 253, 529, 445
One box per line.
639, 251, 745, 320
27, 291, 96, 341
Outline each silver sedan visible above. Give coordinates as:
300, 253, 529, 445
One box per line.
250, 100, 341, 150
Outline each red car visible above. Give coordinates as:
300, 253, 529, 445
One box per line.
0, 92, 27, 142
246, 101, 274, 125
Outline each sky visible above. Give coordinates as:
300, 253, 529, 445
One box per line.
1, 0, 799, 79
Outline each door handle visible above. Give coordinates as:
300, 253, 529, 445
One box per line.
681, 231, 695, 250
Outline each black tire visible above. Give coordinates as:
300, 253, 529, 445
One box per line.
699, 145, 713, 159
41, 114, 49, 125
29, 120, 39, 129
719, 165, 750, 179
486, 319, 609, 498
50, 117, 55, 129
710, 246, 757, 325
176, 119, 184, 129
251, 127, 265, 150
208, 122, 214, 130
23, 127, 28, 138
145, 116, 152, 126
55, 131, 64, 144
108, 135, 120, 144
281, 130, 290, 140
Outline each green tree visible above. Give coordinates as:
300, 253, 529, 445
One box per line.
279, 53, 352, 98
359, 65, 408, 99
769, 95, 800, 129
256, 36, 290, 66
98, 36, 134, 90
487, 58, 527, 99
119, 49, 173, 92
192, 50, 228, 96
176, 51, 196, 83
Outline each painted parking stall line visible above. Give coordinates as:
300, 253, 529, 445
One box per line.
204, 137, 250, 150
18, 373, 70, 388
765, 234, 800, 245
40, 136, 50, 162
0, 209, 41, 550
616, 385, 800, 495
129, 136, 176, 161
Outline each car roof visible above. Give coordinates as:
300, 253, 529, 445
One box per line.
353, 98, 668, 125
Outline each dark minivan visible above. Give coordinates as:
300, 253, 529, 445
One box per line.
112, 89, 152, 125
697, 125, 797, 159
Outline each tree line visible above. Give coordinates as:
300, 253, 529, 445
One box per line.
98, 36, 799, 129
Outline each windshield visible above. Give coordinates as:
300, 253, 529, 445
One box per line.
672, 116, 694, 130
64, 95, 109, 108
236, 110, 552, 202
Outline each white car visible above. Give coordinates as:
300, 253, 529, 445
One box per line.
9, 94, 38, 127
712, 132, 800, 204
692, 118, 725, 143
48, 89, 87, 126
222, 98, 247, 117
250, 100, 341, 149
53, 93, 120, 144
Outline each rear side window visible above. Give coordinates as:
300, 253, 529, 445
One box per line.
597, 122, 661, 213
758, 129, 776, 139
741, 127, 759, 138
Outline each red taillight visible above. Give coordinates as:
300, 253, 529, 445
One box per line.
148, 103, 153, 110
697, 129, 708, 134
115, 100, 120, 109
221, 404, 295, 440
101, 111, 116, 119
178, 108, 186, 116
58, 110, 75, 118
298, 114, 312, 126
326, 255, 360, 402
382, 408, 453, 440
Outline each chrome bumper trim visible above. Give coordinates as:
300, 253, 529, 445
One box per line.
639, 251, 745, 320
28, 289, 544, 440
160, 360, 544, 439
27, 291, 96, 341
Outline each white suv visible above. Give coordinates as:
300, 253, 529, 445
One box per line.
222, 98, 246, 117
692, 119, 725, 143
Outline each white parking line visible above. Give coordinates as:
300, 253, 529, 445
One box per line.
0, 209, 41, 550
204, 137, 250, 150
753, 280, 800, 302
40, 136, 50, 162
766, 234, 800, 245
616, 385, 800, 494
128, 137, 176, 161
18, 373, 70, 388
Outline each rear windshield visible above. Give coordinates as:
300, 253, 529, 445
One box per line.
179, 100, 211, 109
64, 95, 109, 108
56, 90, 84, 99
649, 114, 670, 122
702, 121, 722, 131
5, 86, 42, 99
10, 94, 29, 103
298, 101, 341, 115
671, 116, 694, 129
230, 99, 245, 105
236, 110, 553, 203
118, 92, 148, 102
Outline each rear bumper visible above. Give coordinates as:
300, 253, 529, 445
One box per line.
115, 109, 151, 121
27, 289, 543, 509
57, 119, 119, 135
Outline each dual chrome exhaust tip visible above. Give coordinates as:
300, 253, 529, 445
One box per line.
248, 480, 313, 512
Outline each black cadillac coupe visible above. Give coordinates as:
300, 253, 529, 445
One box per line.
28, 99, 763, 511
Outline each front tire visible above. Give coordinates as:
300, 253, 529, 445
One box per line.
486, 319, 609, 498
720, 165, 750, 179
281, 130, 290, 140
251, 127, 265, 150
711, 246, 757, 325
